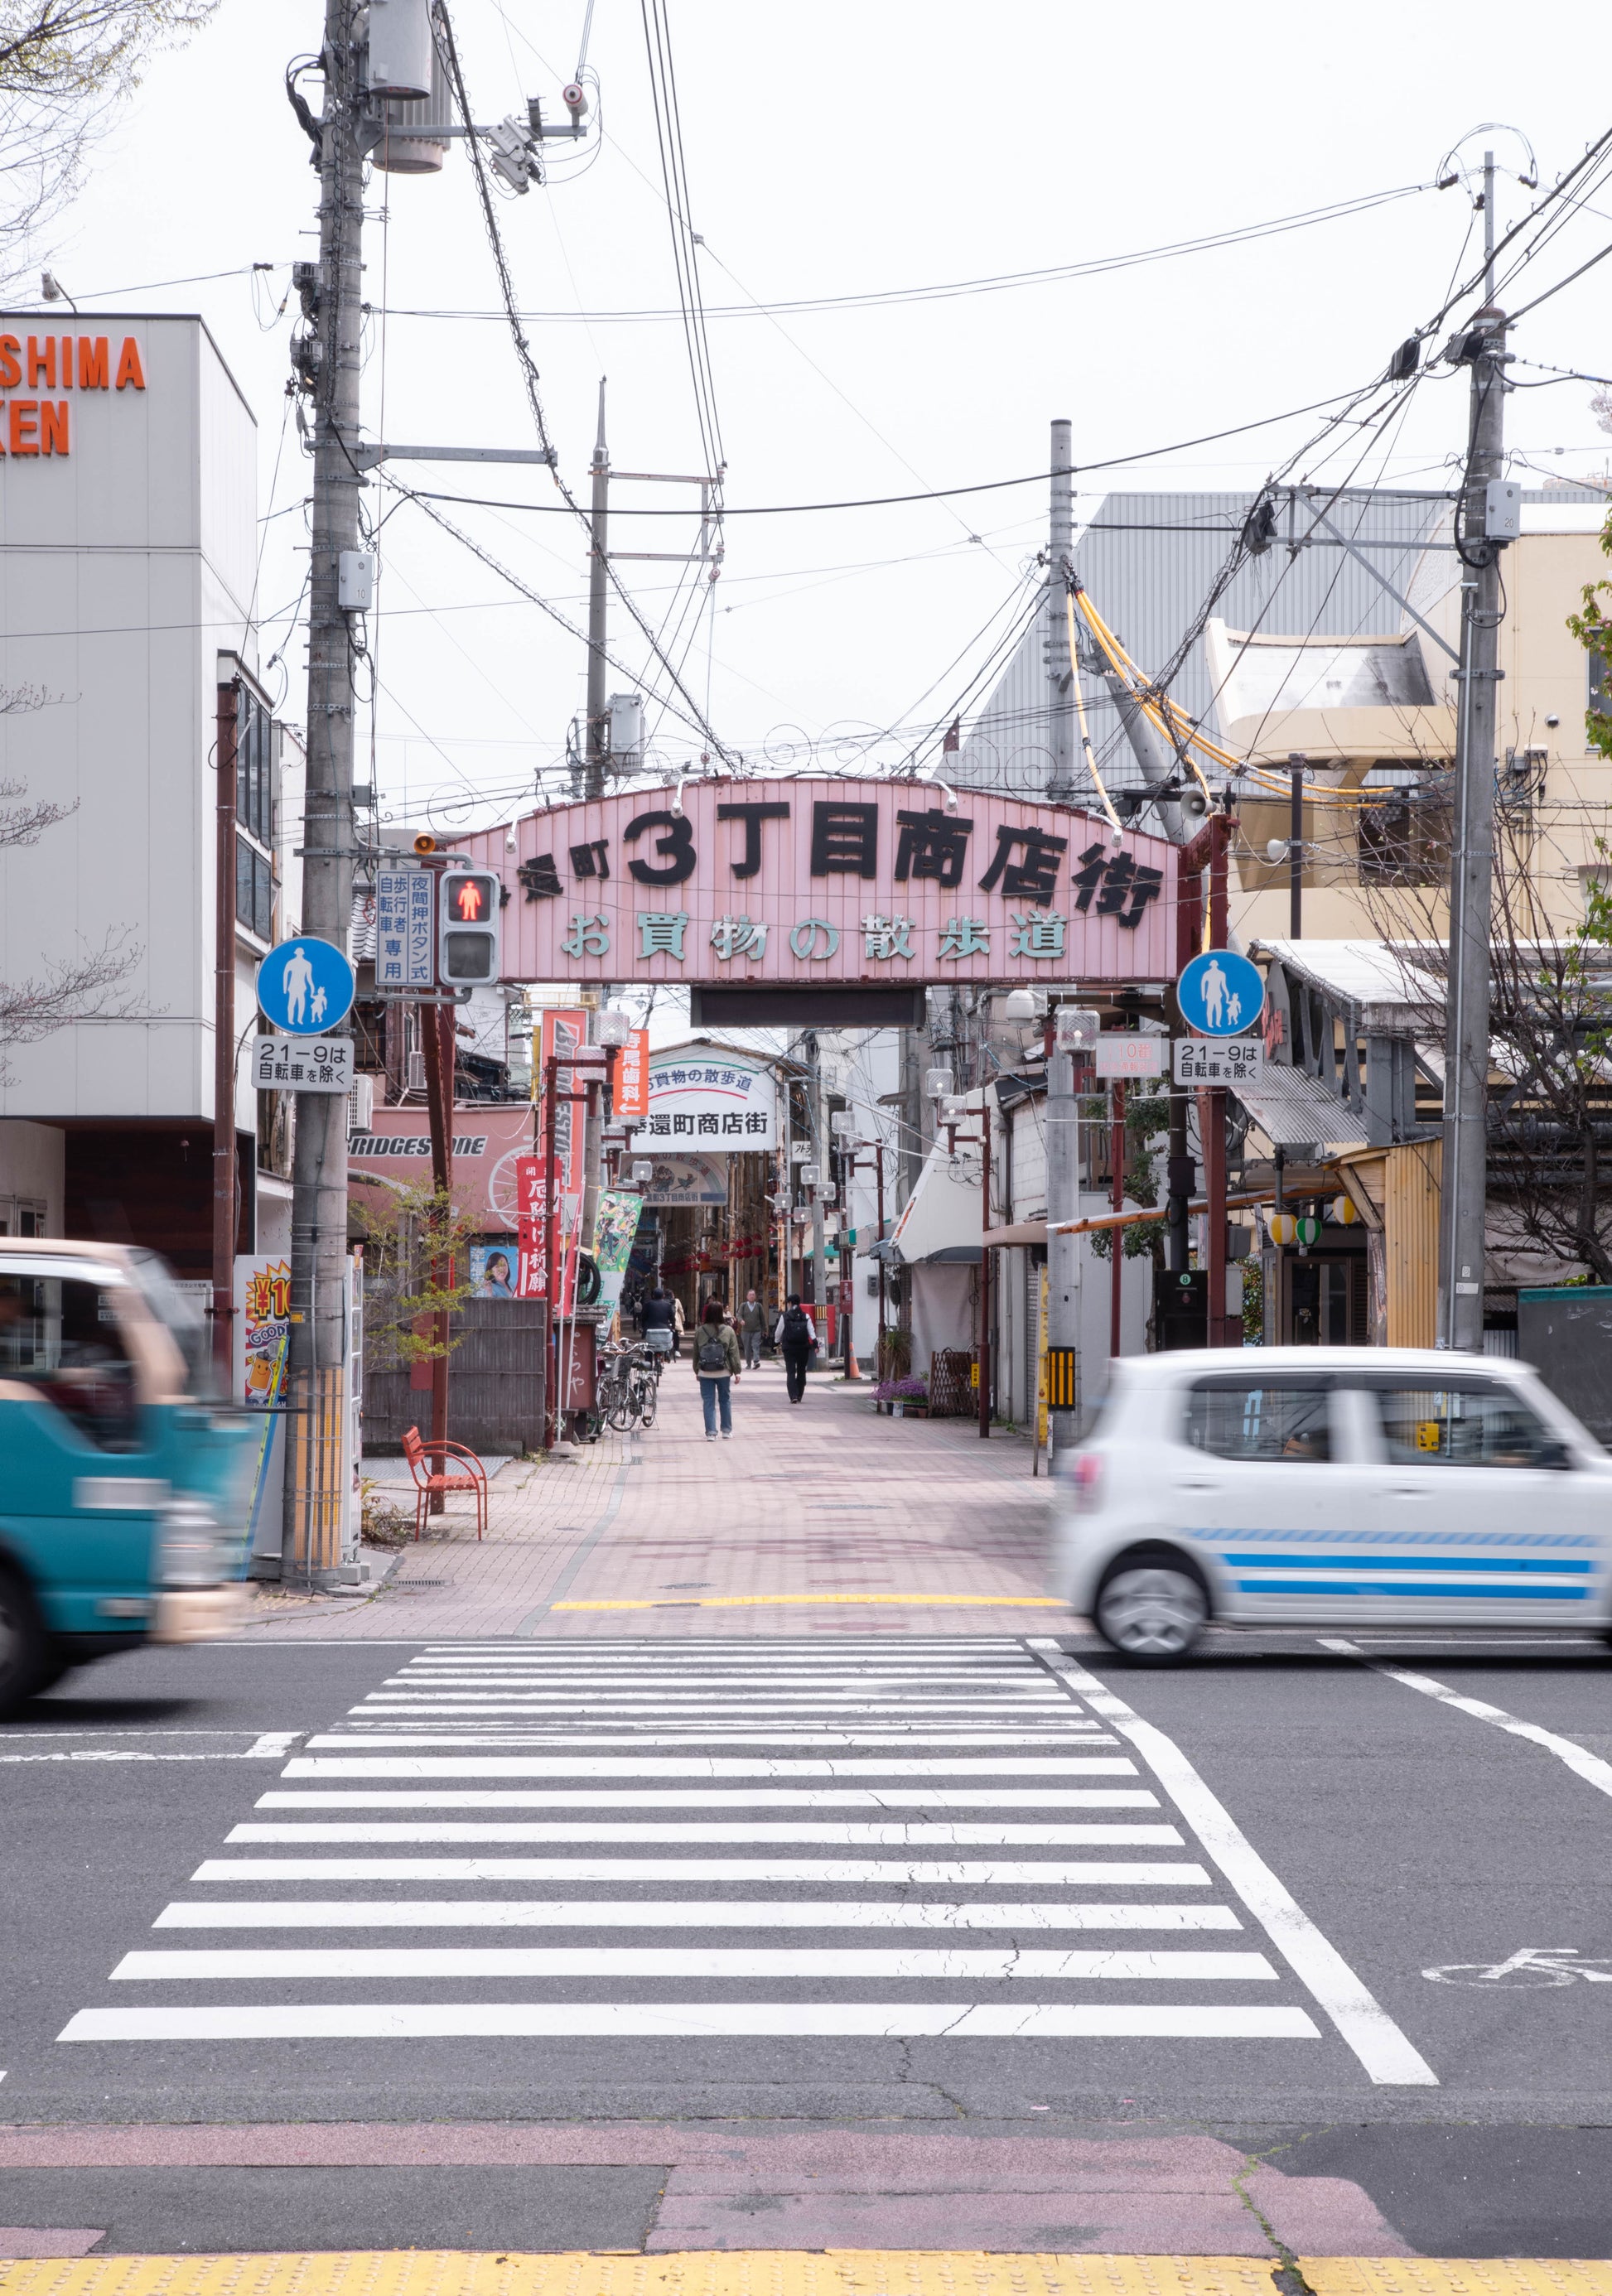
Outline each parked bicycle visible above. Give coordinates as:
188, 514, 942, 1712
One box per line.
597, 1342, 661, 1432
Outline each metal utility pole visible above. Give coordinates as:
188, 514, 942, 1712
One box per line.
585, 379, 610, 799
283, 0, 364, 1580
1047, 417, 1074, 802
1288, 755, 1305, 938
1439, 257, 1510, 1350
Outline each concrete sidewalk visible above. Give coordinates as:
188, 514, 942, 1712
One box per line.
242, 1360, 1074, 1642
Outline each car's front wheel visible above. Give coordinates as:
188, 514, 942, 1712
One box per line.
1094, 1554, 1208, 1662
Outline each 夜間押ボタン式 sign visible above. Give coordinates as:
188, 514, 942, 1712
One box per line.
461, 779, 1177, 985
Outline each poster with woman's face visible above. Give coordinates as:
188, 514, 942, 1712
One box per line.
469, 1246, 517, 1300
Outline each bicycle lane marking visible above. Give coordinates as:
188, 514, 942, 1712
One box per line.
1026, 1639, 1438, 2086
1317, 1638, 1612, 1802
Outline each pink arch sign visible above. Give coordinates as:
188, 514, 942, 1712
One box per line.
461, 777, 1177, 986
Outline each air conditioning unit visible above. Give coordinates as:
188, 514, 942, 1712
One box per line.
407, 1052, 426, 1092
346, 1074, 375, 1131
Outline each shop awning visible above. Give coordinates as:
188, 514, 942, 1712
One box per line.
881, 1138, 987, 1267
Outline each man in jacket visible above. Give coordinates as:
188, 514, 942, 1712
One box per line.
774, 1293, 818, 1405
693, 1298, 742, 1440
640, 1285, 678, 1360
736, 1288, 766, 1370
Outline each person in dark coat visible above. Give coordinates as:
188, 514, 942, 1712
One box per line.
774, 1293, 818, 1405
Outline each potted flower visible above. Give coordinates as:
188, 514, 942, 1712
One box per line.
873, 1373, 929, 1420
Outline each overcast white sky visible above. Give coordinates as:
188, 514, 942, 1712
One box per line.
44, 0, 1612, 837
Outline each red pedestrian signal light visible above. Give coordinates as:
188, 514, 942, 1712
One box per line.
437, 868, 501, 986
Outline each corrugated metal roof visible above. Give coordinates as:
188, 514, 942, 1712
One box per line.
1235, 1067, 1372, 1148
948, 486, 1457, 805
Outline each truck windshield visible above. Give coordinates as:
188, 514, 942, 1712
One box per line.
125, 1250, 215, 1397
0, 1267, 142, 1452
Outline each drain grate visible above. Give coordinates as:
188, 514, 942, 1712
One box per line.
394, 1576, 454, 1589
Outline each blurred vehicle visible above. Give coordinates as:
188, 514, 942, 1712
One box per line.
0, 1239, 256, 1713
1051, 1346, 1612, 1662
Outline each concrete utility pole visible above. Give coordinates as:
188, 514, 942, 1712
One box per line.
283, 0, 364, 1578
1439, 234, 1510, 1350
585, 379, 610, 799
1044, 421, 1081, 1448
1047, 417, 1075, 803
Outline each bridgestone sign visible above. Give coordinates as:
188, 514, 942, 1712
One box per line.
463, 778, 1178, 986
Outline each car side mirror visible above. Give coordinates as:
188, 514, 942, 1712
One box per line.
1537, 1438, 1574, 1472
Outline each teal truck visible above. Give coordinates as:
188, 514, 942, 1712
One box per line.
0, 1238, 257, 1714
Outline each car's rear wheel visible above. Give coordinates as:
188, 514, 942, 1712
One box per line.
1094, 1552, 1208, 1662
0, 1565, 53, 1717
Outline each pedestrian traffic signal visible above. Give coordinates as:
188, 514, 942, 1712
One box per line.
438, 868, 501, 984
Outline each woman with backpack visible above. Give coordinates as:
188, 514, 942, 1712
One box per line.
693, 1297, 743, 1440
774, 1293, 818, 1405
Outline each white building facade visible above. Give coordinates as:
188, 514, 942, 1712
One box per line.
0, 312, 297, 1271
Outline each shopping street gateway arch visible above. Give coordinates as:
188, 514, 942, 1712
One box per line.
461, 776, 1180, 1012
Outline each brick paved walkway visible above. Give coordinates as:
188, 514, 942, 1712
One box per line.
240, 1360, 1074, 1642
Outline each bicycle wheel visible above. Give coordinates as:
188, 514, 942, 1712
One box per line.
639, 1377, 658, 1429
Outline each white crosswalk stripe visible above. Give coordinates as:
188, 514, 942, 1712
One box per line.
56, 1636, 1425, 2065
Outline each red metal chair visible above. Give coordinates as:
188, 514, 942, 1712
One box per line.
401, 1425, 490, 1540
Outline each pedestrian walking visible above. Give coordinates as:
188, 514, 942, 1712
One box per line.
640, 1283, 678, 1364
775, 1293, 818, 1405
736, 1287, 766, 1370
693, 1297, 742, 1440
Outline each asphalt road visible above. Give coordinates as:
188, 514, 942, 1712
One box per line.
3, 1627, 1612, 2255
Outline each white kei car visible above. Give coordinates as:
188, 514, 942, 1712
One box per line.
1051, 1345, 1612, 1661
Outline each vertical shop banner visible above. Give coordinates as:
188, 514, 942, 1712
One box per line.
592, 1190, 644, 1319
536, 1007, 589, 1195
514, 1154, 578, 1312
612, 1030, 650, 1121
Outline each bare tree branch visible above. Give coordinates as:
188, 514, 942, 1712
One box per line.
0, 0, 220, 289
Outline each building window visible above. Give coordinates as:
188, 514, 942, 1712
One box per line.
235, 687, 276, 844
236, 835, 273, 942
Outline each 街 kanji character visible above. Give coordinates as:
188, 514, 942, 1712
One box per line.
518, 854, 563, 900
637, 910, 690, 959
938, 915, 990, 959
861, 914, 915, 962
789, 918, 840, 960
977, 824, 1068, 900
1071, 842, 1166, 929
560, 910, 611, 958
1007, 908, 1068, 961
810, 800, 878, 878
710, 914, 769, 961
894, 808, 973, 889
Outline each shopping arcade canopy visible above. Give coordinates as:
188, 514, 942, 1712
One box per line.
462, 776, 1179, 990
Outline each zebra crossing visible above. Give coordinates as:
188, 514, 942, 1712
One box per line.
55, 1638, 1427, 2072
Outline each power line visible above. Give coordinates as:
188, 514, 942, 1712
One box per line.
369, 182, 1432, 324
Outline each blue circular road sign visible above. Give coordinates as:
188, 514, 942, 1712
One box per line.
1177, 948, 1265, 1038
257, 937, 356, 1037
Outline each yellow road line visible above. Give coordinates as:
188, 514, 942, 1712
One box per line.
0, 2257, 1286, 2296
1303, 2266, 1612, 2296
553, 1594, 1072, 1612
